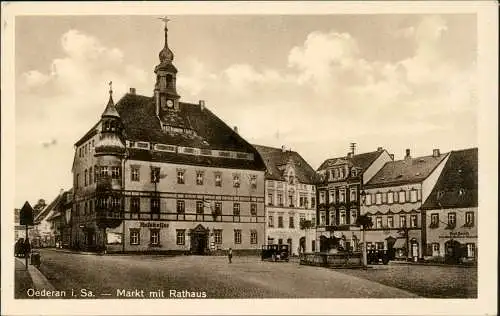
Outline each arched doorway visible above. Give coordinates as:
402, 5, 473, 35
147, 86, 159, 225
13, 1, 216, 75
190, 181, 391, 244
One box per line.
445, 240, 462, 264
190, 224, 209, 255
299, 236, 306, 254
319, 235, 329, 252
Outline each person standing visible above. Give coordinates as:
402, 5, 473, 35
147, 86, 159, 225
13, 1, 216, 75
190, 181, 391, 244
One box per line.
228, 248, 233, 264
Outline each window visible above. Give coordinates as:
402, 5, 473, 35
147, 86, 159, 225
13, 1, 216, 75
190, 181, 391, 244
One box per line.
466, 243, 475, 258
233, 175, 240, 188
214, 230, 222, 244
329, 212, 336, 226
288, 193, 294, 207
250, 230, 258, 244
375, 193, 382, 205
398, 191, 406, 203
111, 197, 121, 208
268, 215, 274, 228
393, 191, 399, 203
410, 214, 418, 227
311, 197, 316, 208
268, 237, 274, 245
350, 209, 357, 225
215, 173, 222, 187
351, 169, 357, 177
289, 216, 295, 228
268, 193, 274, 206
320, 211, 326, 226
94, 165, 98, 182
350, 187, 357, 201
84, 202, 88, 215
410, 190, 418, 202
108, 166, 118, 179
214, 202, 222, 220
339, 209, 346, 225
312, 240, 316, 252
196, 171, 204, 185
130, 229, 140, 245
151, 198, 160, 217
196, 201, 204, 214
176, 200, 185, 214
329, 190, 335, 204
84, 169, 88, 186
233, 203, 240, 222
150, 229, 160, 246
432, 243, 440, 256
339, 189, 346, 203
278, 216, 284, 228
250, 175, 257, 189
447, 212, 456, 228
76, 173, 80, 189
399, 215, 407, 228
385, 191, 393, 204
465, 212, 474, 227
311, 216, 316, 227
278, 193, 283, 206
177, 170, 184, 184
387, 216, 394, 228
430, 214, 439, 227
278, 238, 283, 245
234, 230, 242, 244
100, 166, 109, 177
89, 167, 93, 184
365, 194, 372, 206
131, 197, 140, 214
319, 191, 326, 204
376, 216, 382, 229
176, 230, 185, 245
250, 203, 257, 217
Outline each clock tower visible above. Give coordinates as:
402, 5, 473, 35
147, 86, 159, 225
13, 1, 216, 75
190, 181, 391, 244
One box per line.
154, 16, 180, 116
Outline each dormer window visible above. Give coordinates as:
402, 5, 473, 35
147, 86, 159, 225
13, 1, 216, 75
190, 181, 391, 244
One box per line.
250, 175, 257, 189
351, 169, 357, 177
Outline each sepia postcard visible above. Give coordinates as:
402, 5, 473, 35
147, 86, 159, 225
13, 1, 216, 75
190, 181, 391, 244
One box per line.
1, 1, 498, 316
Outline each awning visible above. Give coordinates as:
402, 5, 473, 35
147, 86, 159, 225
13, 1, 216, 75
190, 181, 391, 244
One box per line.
393, 238, 406, 249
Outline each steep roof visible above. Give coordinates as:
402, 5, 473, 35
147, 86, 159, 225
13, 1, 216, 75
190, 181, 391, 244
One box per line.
366, 152, 449, 188
421, 148, 478, 210
253, 145, 318, 184
318, 150, 384, 172
75, 93, 266, 171
34, 193, 64, 224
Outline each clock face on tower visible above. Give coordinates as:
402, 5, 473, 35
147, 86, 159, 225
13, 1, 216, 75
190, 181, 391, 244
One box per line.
167, 99, 174, 108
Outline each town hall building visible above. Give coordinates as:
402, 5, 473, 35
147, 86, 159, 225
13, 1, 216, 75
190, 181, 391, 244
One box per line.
71, 19, 266, 254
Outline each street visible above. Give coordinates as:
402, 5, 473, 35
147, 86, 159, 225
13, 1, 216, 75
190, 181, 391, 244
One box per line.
33, 249, 419, 299
19, 249, 477, 299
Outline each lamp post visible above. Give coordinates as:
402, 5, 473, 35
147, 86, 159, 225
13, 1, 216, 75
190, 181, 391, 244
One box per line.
359, 191, 368, 268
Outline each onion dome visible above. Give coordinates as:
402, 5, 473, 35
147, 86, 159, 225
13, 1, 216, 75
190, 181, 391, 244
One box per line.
94, 134, 126, 156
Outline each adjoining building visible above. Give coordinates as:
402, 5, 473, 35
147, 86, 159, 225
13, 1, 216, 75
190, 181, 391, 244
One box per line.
253, 145, 318, 255
32, 190, 67, 248
421, 148, 478, 264
46, 189, 73, 248
71, 19, 266, 254
361, 149, 449, 261
315, 147, 393, 253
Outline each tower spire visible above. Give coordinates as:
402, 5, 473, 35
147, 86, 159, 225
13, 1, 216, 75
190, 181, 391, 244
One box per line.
102, 81, 119, 118
158, 16, 174, 63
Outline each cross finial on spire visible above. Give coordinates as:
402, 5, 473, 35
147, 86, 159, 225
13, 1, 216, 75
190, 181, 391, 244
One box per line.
108, 81, 113, 96
159, 16, 170, 29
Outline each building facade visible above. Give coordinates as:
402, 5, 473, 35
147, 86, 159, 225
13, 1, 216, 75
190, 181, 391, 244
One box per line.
361, 149, 450, 261
254, 145, 318, 255
71, 20, 266, 254
421, 148, 478, 264
315, 148, 393, 253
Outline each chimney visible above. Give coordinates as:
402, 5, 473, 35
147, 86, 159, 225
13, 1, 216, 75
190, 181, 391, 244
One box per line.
405, 149, 411, 160
433, 149, 440, 157
129, 88, 136, 95
389, 154, 395, 160
347, 152, 353, 158
377, 147, 383, 152
199, 100, 205, 111
233, 126, 238, 134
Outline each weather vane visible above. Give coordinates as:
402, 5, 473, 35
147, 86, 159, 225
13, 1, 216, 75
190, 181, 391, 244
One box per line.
109, 81, 113, 95
159, 16, 170, 28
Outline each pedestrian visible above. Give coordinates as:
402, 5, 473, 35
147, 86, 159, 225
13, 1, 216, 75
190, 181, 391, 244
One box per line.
228, 248, 233, 264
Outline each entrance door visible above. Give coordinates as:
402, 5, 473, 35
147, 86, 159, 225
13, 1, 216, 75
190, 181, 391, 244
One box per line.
445, 240, 462, 264
190, 224, 209, 255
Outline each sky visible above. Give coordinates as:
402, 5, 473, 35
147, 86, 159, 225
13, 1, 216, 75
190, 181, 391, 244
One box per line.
14, 14, 478, 207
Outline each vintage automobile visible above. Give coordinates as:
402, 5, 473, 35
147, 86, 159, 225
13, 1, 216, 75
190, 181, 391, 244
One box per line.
367, 249, 391, 265
261, 244, 289, 262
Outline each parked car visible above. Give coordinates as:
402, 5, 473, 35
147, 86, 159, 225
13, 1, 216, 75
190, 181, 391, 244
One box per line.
367, 249, 390, 265
15, 239, 25, 257
261, 244, 289, 262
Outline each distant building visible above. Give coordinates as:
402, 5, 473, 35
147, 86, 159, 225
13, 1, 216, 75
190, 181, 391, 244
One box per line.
316, 147, 392, 253
361, 149, 449, 261
33, 190, 66, 247
71, 20, 266, 253
14, 208, 36, 242
46, 189, 73, 248
421, 148, 478, 264
254, 145, 318, 255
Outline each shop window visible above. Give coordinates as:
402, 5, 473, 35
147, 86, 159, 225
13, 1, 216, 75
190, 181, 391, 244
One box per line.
432, 243, 440, 256
466, 243, 476, 258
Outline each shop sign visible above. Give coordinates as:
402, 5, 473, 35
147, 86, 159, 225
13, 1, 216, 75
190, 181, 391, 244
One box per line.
139, 222, 168, 228
438, 231, 477, 239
